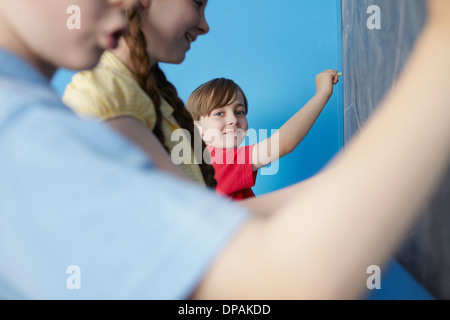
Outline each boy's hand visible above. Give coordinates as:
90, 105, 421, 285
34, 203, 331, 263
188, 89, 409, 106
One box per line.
315, 69, 339, 98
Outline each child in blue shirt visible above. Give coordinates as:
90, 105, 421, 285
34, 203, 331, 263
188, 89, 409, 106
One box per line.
0, 0, 248, 299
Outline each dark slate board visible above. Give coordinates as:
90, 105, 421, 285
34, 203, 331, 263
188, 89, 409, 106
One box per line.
341, 0, 449, 299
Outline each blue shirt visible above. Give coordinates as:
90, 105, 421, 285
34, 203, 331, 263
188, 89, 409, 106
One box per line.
0, 49, 249, 299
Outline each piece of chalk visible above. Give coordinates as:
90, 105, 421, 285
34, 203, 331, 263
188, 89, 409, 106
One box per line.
338, 72, 342, 76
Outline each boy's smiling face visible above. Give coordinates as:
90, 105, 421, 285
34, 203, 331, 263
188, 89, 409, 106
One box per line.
196, 90, 248, 149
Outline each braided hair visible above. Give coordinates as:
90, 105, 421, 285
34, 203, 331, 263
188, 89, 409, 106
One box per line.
124, 8, 217, 189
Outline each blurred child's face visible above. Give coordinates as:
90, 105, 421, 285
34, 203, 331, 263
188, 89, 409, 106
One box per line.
140, 0, 210, 65
196, 90, 249, 149
0, 0, 136, 75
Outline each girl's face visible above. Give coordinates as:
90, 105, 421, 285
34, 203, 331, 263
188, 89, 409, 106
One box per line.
196, 90, 249, 150
140, 0, 210, 65
0, 0, 136, 77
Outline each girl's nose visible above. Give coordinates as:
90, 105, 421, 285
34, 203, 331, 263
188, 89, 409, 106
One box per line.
198, 15, 210, 35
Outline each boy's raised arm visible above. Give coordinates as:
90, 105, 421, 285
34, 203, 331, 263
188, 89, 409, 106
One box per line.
252, 70, 338, 171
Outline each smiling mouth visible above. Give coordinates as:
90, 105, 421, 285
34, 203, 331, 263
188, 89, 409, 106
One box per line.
105, 28, 126, 50
185, 33, 196, 43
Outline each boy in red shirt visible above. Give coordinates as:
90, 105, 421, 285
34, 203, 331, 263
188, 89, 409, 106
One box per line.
186, 73, 338, 200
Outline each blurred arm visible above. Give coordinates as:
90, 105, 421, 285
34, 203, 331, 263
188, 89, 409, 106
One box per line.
193, 21, 450, 299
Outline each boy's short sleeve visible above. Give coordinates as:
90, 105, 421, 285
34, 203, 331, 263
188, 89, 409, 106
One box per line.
63, 62, 157, 130
210, 145, 257, 196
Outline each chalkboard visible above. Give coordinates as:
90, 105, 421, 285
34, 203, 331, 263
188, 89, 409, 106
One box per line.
341, 0, 449, 299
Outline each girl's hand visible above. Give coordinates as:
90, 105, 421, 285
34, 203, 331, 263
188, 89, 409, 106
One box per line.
315, 69, 339, 98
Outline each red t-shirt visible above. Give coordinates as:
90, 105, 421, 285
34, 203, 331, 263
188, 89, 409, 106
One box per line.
207, 145, 257, 201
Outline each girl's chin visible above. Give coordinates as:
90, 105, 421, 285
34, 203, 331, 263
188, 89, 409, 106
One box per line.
65, 48, 104, 71
161, 52, 186, 65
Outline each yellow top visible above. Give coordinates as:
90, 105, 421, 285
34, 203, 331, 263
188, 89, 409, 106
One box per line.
63, 51, 206, 186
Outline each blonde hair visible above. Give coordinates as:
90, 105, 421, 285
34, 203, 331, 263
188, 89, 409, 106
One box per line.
186, 78, 248, 121
124, 7, 217, 189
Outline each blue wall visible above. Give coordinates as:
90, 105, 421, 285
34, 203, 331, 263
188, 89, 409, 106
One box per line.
161, 0, 344, 196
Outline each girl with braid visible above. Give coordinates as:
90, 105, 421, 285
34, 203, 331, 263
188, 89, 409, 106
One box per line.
63, 0, 216, 189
